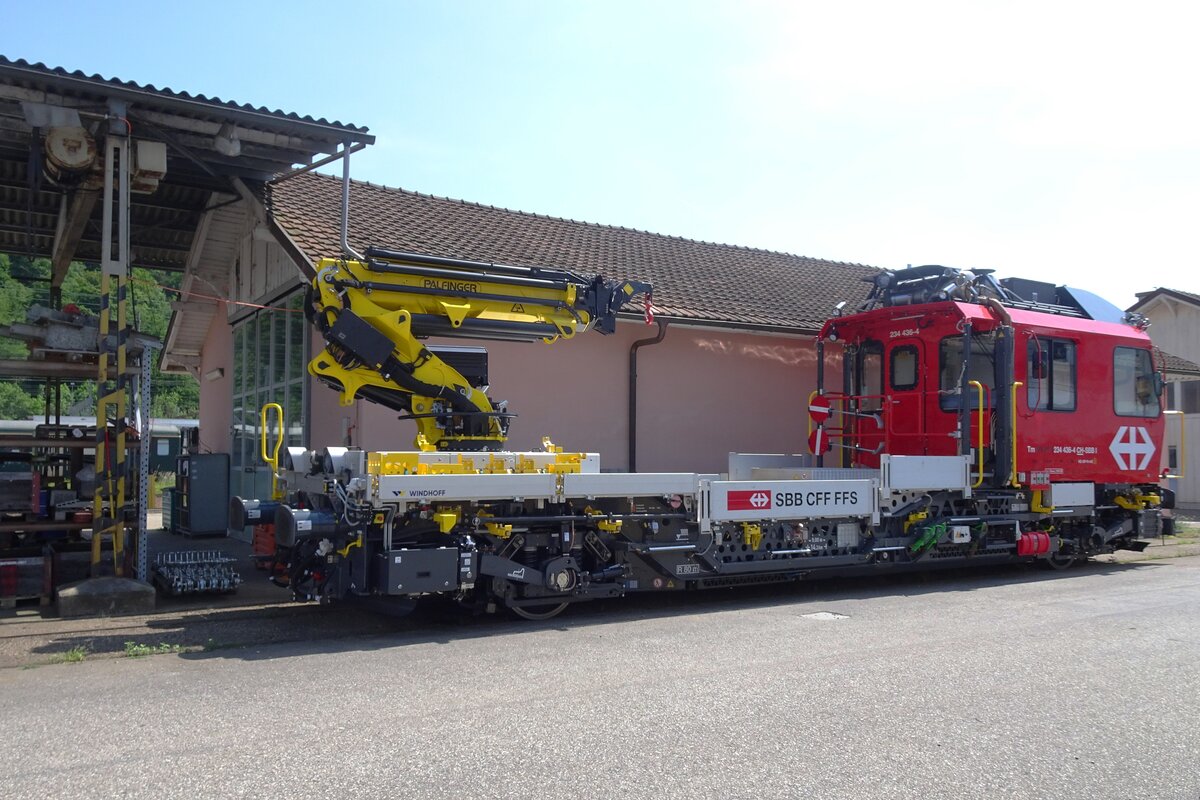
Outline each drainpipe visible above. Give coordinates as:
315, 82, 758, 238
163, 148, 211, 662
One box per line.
340, 142, 364, 261
629, 320, 668, 472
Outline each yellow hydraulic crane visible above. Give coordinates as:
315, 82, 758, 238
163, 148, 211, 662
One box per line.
305, 247, 652, 451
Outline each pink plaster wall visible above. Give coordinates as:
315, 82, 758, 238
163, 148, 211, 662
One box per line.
323, 323, 821, 474
197, 311, 234, 454
306, 328, 419, 452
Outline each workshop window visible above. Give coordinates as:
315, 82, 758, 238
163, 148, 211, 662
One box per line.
1027, 337, 1076, 412
230, 292, 308, 498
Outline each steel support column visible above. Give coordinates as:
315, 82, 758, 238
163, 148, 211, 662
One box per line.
134, 339, 160, 581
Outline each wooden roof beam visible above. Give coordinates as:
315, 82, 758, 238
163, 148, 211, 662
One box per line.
51, 188, 99, 288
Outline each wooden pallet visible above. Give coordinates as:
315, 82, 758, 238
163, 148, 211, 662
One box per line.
0, 594, 52, 609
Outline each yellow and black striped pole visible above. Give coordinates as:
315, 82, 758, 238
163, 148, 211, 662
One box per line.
92, 271, 129, 576
93, 110, 131, 577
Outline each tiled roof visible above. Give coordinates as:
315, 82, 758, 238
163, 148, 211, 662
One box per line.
1130, 287, 1200, 312
1158, 348, 1200, 378
268, 172, 880, 333
0, 56, 371, 138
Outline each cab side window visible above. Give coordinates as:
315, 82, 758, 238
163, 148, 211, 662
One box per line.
1027, 338, 1076, 411
1114, 347, 1160, 418
939, 335, 995, 410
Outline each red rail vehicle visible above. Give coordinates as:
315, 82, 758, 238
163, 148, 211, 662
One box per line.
815, 265, 1170, 565
245, 254, 1172, 618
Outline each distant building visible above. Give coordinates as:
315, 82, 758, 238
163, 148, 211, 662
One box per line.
1129, 289, 1200, 509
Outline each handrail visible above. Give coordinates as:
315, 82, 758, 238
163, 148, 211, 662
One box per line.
804, 390, 889, 457
260, 402, 284, 501
1165, 409, 1186, 479
1010, 381, 1024, 487
968, 380, 985, 488
806, 390, 820, 442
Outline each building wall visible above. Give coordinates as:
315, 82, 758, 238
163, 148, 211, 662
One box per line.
200, 235, 829, 480
1139, 296, 1200, 508
1140, 299, 1200, 359
197, 310, 233, 456
309, 326, 349, 449
308, 322, 821, 475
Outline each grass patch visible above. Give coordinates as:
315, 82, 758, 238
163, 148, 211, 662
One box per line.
48, 645, 87, 664
123, 641, 183, 658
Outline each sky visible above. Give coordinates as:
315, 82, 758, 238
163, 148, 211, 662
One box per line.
3, 0, 1198, 309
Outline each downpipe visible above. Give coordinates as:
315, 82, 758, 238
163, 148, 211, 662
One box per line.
340, 142, 364, 261
629, 320, 667, 472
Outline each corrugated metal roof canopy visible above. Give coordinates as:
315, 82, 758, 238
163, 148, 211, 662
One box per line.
0, 56, 374, 279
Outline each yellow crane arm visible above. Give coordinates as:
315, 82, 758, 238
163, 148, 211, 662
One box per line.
305, 247, 651, 451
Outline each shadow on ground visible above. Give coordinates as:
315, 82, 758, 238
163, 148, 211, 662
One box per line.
23, 557, 1169, 665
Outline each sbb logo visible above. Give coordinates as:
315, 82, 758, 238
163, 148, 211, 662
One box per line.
728, 490, 772, 511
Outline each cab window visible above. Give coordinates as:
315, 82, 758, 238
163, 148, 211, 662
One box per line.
1114, 347, 1160, 418
1027, 337, 1076, 411
890, 345, 919, 391
857, 341, 883, 411
939, 335, 995, 410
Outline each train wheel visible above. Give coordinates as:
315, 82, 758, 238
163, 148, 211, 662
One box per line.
511, 602, 570, 621
1043, 553, 1076, 570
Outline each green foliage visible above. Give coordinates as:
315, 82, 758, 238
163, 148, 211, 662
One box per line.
49, 646, 88, 664
0, 381, 42, 419
152, 388, 198, 419
124, 641, 183, 657
0, 253, 37, 360
0, 257, 198, 420
59, 262, 100, 312
131, 267, 174, 336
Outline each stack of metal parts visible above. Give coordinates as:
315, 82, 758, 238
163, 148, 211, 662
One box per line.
152, 551, 241, 595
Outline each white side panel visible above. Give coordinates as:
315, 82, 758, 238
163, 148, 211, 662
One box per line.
563, 472, 699, 498
708, 480, 876, 521
378, 473, 560, 502
728, 453, 812, 481
1049, 482, 1095, 507
881, 455, 971, 492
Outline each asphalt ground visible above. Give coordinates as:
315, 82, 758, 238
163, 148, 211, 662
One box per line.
1, 552, 1198, 798
2, 526, 1199, 669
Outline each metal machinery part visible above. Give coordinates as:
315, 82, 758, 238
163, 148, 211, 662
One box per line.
252, 260, 1169, 620
152, 551, 242, 595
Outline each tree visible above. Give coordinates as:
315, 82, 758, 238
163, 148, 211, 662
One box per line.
0, 381, 40, 419
0, 253, 36, 359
